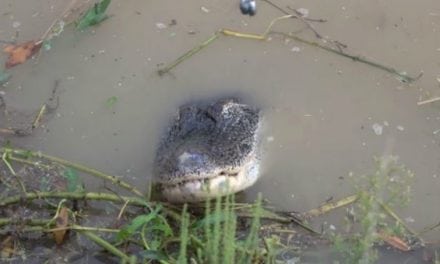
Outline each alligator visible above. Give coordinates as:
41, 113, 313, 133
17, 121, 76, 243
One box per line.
153, 98, 261, 202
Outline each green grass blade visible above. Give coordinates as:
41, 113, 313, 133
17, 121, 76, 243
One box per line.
117, 205, 161, 241
177, 204, 190, 264
239, 193, 263, 263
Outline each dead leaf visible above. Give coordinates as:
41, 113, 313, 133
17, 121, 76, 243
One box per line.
377, 230, 411, 252
3, 40, 43, 68
1, 236, 15, 259
53, 207, 69, 245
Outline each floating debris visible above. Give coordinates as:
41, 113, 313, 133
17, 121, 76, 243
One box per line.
155, 22, 167, 30
12, 21, 21, 28
296, 8, 309, 17
3, 40, 43, 68
372, 123, 383, 135
201, 6, 210, 13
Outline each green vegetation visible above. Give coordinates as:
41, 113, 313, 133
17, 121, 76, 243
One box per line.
330, 156, 415, 264
76, 0, 112, 30
0, 147, 436, 263
105, 96, 118, 108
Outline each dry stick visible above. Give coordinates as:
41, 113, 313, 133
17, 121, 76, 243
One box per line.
48, 224, 120, 233
0, 151, 28, 194
0, 128, 16, 135
287, 7, 322, 39
378, 201, 424, 245
417, 97, 440, 106
7, 155, 52, 170
261, 0, 326, 23
0, 218, 50, 228
417, 221, 440, 237
227, 15, 419, 83
32, 104, 47, 129
158, 15, 419, 83
274, 31, 420, 83
0, 222, 115, 236
79, 229, 131, 262
0, 189, 182, 222
262, 0, 346, 51
158, 33, 219, 76
0, 191, 149, 207
157, 15, 289, 75
1, 147, 144, 197
33, 0, 79, 62
303, 194, 358, 218
117, 200, 130, 219
40, 0, 78, 41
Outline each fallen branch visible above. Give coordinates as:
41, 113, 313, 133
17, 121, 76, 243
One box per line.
158, 33, 219, 76
158, 15, 420, 83
303, 194, 358, 218
379, 201, 418, 238
79, 229, 132, 262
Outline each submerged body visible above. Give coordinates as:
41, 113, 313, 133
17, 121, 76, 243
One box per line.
154, 98, 261, 202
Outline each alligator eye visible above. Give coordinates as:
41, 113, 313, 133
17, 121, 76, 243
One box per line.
240, 0, 256, 16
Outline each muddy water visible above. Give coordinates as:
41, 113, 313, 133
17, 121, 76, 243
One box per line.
1, 0, 439, 252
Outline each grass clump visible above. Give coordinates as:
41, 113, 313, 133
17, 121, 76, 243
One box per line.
113, 193, 268, 263
175, 194, 264, 263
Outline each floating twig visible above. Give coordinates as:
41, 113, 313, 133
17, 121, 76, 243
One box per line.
261, 0, 327, 23
32, 104, 47, 129
273, 31, 421, 83
158, 33, 219, 76
158, 14, 420, 83
303, 194, 358, 218
417, 97, 440, 106
417, 221, 440, 237
379, 201, 420, 241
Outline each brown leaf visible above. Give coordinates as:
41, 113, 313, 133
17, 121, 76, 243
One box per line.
1, 236, 15, 258
3, 40, 42, 68
377, 230, 411, 252
53, 207, 69, 245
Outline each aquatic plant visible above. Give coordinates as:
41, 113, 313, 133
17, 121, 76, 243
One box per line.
330, 156, 414, 264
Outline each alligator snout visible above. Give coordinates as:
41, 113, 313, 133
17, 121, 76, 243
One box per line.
153, 98, 261, 202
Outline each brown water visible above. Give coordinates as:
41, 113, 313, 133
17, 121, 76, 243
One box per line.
1, 0, 439, 260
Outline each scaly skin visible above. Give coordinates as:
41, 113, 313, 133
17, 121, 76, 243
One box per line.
153, 98, 261, 202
